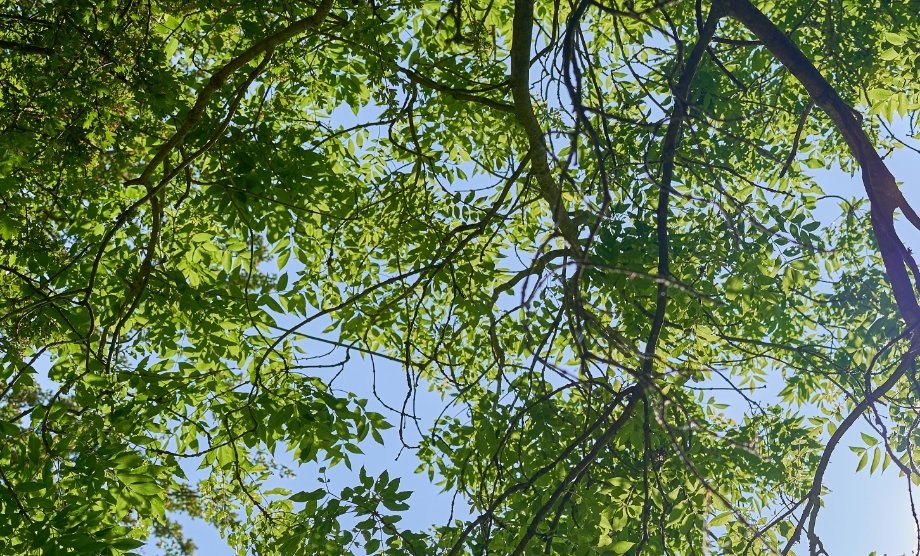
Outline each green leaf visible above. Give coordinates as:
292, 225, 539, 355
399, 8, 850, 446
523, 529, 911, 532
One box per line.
111, 538, 145, 550
856, 451, 869, 472
884, 32, 908, 45
290, 489, 325, 503
709, 512, 733, 527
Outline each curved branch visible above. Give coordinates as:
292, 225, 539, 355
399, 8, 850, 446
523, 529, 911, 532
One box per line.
719, 0, 920, 326
509, 0, 583, 259
128, 0, 334, 187
784, 339, 920, 553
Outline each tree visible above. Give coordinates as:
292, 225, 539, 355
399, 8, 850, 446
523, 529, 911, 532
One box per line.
2, 0, 920, 553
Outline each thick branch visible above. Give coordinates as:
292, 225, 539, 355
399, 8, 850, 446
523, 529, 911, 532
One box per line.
0, 39, 51, 55
510, 0, 584, 259
719, 0, 920, 325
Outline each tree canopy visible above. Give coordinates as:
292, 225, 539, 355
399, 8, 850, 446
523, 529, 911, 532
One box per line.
4, 0, 920, 553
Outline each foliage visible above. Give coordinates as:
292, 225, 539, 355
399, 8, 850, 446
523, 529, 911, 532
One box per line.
3, 0, 920, 554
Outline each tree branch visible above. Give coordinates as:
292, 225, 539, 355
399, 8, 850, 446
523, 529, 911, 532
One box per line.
510, 0, 584, 259
127, 0, 334, 187
0, 39, 51, 55
398, 66, 514, 113
719, 0, 920, 326
642, 5, 722, 376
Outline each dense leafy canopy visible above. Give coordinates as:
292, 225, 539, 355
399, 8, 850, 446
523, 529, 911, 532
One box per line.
4, 0, 920, 554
